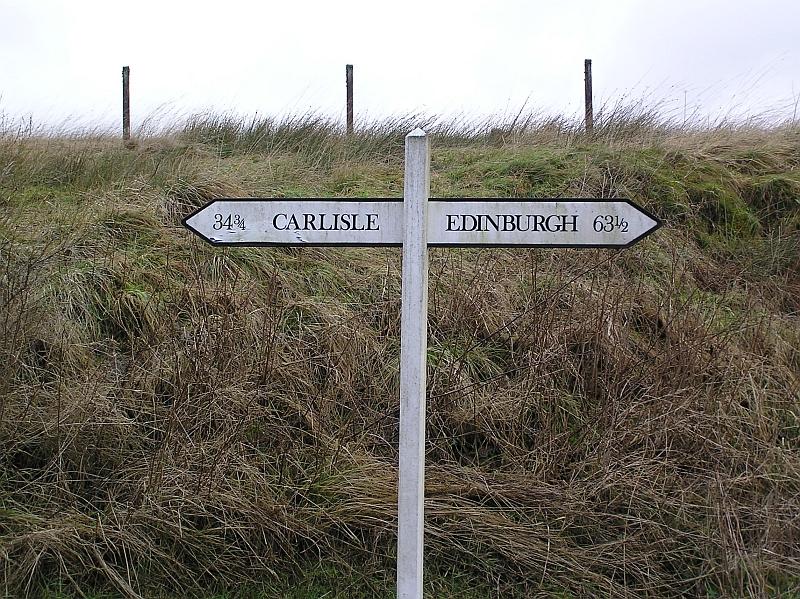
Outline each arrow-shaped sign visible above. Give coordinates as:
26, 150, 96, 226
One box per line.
183, 198, 661, 248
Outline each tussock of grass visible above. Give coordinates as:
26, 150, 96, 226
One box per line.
1, 110, 799, 598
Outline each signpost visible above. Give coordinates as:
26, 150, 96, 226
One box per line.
182, 129, 661, 599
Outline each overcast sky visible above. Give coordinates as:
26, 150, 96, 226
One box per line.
1, 0, 798, 131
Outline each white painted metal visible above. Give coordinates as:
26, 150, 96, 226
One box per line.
397, 128, 429, 599
427, 199, 659, 247
182, 199, 402, 246
183, 199, 658, 247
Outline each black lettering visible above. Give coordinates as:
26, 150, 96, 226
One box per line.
502, 214, 516, 231
545, 215, 562, 232
516, 215, 529, 231
287, 214, 300, 229
531, 215, 546, 231
273, 213, 288, 230
485, 214, 499, 231
352, 214, 365, 230
447, 214, 459, 231
367, 214, 379, 230
303, 213, 316, 230
339, 213, 351, 229
464, 215, 478, 231
563, 214, 578, 232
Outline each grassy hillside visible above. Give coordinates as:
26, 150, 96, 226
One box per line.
1, 115, 799, 598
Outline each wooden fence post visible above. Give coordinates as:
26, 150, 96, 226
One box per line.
122, 66, 131, 141
346, 64, 354, 135
584, 59, 593, 134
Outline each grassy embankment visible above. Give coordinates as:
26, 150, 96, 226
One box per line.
1, 112, 799, 598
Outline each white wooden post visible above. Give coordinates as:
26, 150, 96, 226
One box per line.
397, 128, 430, 599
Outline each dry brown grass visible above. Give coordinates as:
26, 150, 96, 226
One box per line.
0, 116, 799, 597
